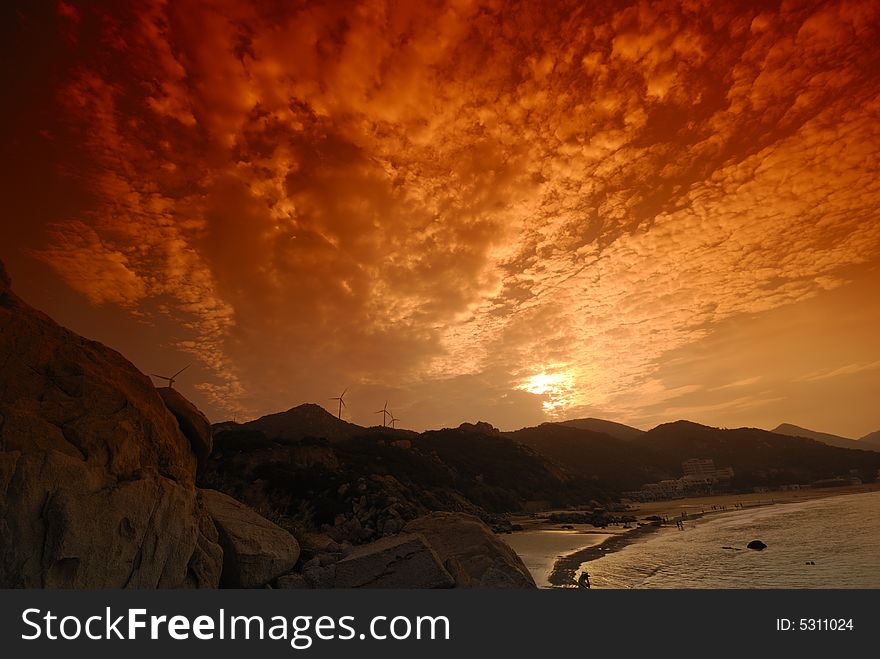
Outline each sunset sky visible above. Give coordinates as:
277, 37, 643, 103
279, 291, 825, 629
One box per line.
2, 0, 879, 436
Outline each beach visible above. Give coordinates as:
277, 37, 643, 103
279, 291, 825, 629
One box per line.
503, 482, 880, 588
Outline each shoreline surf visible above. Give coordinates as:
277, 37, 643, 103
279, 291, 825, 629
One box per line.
505, 482, 880, 588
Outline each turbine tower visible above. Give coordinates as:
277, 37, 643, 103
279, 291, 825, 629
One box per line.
330, 388, 348, 420
389, 412, 400, 429
374, 401, 391, 427
150, 364, 190, 389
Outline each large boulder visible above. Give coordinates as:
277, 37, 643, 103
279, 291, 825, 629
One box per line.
333, 533, 455, 588
202, 489, 300, 588
0, 260, 222, 587
404, 512, 536, 588
157, 387, 212, 461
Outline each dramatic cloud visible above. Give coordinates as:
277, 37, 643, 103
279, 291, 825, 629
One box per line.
9, 0, 880, 432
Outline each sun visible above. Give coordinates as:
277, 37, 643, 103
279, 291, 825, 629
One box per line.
520, 368, 576, 414
523, 372, 564, 396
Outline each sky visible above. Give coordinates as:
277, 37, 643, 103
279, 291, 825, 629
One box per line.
2, 0, 879, 436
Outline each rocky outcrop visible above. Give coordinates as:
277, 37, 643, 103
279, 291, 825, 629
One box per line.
404, 512, 536, 588
157, 387, 212, 461
202, 489, 300, 588
333, 533, 455, 588
0, 260, 222, 587
457, 421, 501, 435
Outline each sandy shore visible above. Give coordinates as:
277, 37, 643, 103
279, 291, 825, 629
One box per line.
506, 482, 880, 588
626, 482, 880, 521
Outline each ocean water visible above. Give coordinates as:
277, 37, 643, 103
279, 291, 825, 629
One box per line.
583, 490, 880, 588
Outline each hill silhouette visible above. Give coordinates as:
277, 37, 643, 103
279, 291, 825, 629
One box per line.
641, 421, 880, 486
771, 423, 879, 452
503, 419, 880, 490
504, 423, 658, 491
226, 403, 416, 443
556, 417, 645, 441
858, 430, 880, 450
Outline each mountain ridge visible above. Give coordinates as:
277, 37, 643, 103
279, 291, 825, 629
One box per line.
772, 423, 880, 453
556, 417, 645, 441
219, 402, 417, 443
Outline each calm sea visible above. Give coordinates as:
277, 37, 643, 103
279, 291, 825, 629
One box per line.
583, 490, 880, 588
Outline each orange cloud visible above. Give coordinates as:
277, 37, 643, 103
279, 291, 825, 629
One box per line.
23, 0, 880, 429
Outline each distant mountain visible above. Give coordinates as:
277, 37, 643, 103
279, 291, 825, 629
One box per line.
859, 430, 880, 449
504, 423, 659, 491
642, 421, 880, 485
505, 419, 880, 491
771, 423, 880, 453
557, 417, 645, 441
207, 403, 880, 536
227, 403, 368, 442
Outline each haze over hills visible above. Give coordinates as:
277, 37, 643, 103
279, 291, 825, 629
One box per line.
556, 417, 645, 442
772, 423, 880, 453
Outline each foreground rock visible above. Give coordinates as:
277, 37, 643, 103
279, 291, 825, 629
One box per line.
0, 260, 222, 587
747, 540, 767, 551
202, 489, 300, 588
405, 512, 536, 588
157, 387, 213, 461
333, 534, 454, 588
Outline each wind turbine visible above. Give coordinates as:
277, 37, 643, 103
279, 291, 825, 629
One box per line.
389, 412, 400, 429
374, 401, 391, 427
150, 364, 190, 389
330, 388, 348, 419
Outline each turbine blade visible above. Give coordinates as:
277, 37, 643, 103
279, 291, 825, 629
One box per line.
172, 364, 191, 378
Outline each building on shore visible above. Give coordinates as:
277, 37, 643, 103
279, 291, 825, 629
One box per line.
623, 458, 735, 501
682, 458, 735, 481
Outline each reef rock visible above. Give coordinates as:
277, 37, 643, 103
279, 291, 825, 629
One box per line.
202, 489, 300, 588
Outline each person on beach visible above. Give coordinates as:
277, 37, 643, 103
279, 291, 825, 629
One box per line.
577, 571, 591, 589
